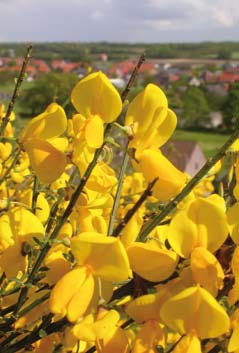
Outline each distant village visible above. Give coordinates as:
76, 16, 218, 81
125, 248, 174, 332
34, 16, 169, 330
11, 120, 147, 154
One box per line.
1, 52, 239, 90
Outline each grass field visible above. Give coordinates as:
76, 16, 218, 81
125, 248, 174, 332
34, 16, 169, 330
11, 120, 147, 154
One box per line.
172, 129, 231, 158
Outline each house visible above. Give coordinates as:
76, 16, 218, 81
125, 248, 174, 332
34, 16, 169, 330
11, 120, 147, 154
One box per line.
162, 140, 206, 177
189, 77, 201, 87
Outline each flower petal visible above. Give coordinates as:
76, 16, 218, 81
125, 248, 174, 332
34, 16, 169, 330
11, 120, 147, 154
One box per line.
24, 139, 66, 184
71, 72, 122, 123
127, 242, 178, 282
139, 149, 187, 201
71, 232, 130, 282
19, 103, 67, 142
160, 286, 230, 339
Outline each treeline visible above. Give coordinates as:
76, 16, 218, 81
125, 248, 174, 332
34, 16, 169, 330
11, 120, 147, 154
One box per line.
0, 41, 239, 62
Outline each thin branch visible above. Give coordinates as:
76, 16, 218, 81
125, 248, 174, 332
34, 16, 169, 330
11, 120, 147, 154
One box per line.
0, 45, 32, 136
120, 53, 146, 102
112, 177, 158, 237
107, 141, 129, 236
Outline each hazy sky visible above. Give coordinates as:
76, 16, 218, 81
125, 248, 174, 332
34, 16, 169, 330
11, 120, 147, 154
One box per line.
0, 0, 239, 43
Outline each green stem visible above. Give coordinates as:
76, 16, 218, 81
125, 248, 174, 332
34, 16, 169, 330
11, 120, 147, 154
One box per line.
107, 142, 129, 236
1, 318, 68, 353
137, 127, 239, 242
0, 45, 32, 136
31, 176, 39, 214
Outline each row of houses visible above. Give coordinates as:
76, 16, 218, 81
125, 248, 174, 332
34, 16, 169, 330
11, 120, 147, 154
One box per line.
1, 55, 239, 88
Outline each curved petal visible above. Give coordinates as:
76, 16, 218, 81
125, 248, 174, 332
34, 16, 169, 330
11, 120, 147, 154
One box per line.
71, 232, 130, 282
127, 242, 178, 282
73, 310, 120, 341
85, 115, 104, 148
160, 286, 230, 339
49, 266, 94, 322
20, 103, 67, 142
140, 149, 187, 201
125, 293, 161, 323
168, 197, 228, 258
126, 84, 168, 128
191, 247, 224, 297
71, 72, 122, 123
24, 139, 67, 184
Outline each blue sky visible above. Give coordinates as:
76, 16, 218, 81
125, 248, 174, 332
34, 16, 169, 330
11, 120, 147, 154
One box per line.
0, 0, 239, 42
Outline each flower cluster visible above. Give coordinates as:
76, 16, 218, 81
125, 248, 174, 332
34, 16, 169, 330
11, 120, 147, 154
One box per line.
0, 67, 239, 353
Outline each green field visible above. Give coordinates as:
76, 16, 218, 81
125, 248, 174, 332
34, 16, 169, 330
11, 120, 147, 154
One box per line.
172, 129, 231, 158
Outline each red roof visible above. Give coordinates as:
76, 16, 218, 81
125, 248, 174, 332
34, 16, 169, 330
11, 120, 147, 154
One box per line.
218, 73, 239, 83
109, 60, 155, 77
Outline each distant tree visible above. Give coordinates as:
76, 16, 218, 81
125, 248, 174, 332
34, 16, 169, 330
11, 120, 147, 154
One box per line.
182, 86, 211, 128
19, 72, 79, 117
204, 90, 227, 112
222, 82, 239, 130
217, 48, 231, 60
0, 71, 16, 85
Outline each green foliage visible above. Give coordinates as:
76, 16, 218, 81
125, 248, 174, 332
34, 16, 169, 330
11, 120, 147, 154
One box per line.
182, 86, 211, 128
19, 72, 79, 116
222, 82, 239, 130
204, 90, 227, 111
1, 41, 239, 62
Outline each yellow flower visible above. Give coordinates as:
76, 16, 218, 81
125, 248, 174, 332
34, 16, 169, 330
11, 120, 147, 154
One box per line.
139, 149, 187, 201
168, 195, 228, 258
190, 246, 224, 297
49, 266, 95, 322
227, 202, 239, 244
0, 206, 45, 277
71, 71, 122, 123
71, 232, 130, 282
160, 285, 230, 339
131, 320, 166, 353
172, 334, 202, 353
19, 103, 67, 184
125, 83, 177, 158
73, 309, 120, 341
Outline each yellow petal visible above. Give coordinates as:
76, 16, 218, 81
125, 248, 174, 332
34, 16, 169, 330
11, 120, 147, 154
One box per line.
155, 108, 177, 147
172, 334, 202, 353
71, 72, 122, 123
24, 138, 66, 184
67, 271, 95, 322
96, 326, 130, 353
19, 103, 67, 142
0, 214, 14, 251
8, 206, 45, 244
85, 115, 104, 148
132, 320, 166, 353
139, 149, 187, 201
0, 241, 27, 278
125, 293, 161, 323
126, 83, 168, 129
127, 242, 178, 282
49, 266, 94, 322
228, 323, 239, 352
73, 309, 120, 341
168, 197, 228, 258
227, 202, 239, 244
160, 286, 230, 339
71, 232, 130, 282
190, 247, 224, 297
50, 137, 68, 152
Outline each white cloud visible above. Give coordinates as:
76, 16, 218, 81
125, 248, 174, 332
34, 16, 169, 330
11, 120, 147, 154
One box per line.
0, 0, 238, 42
